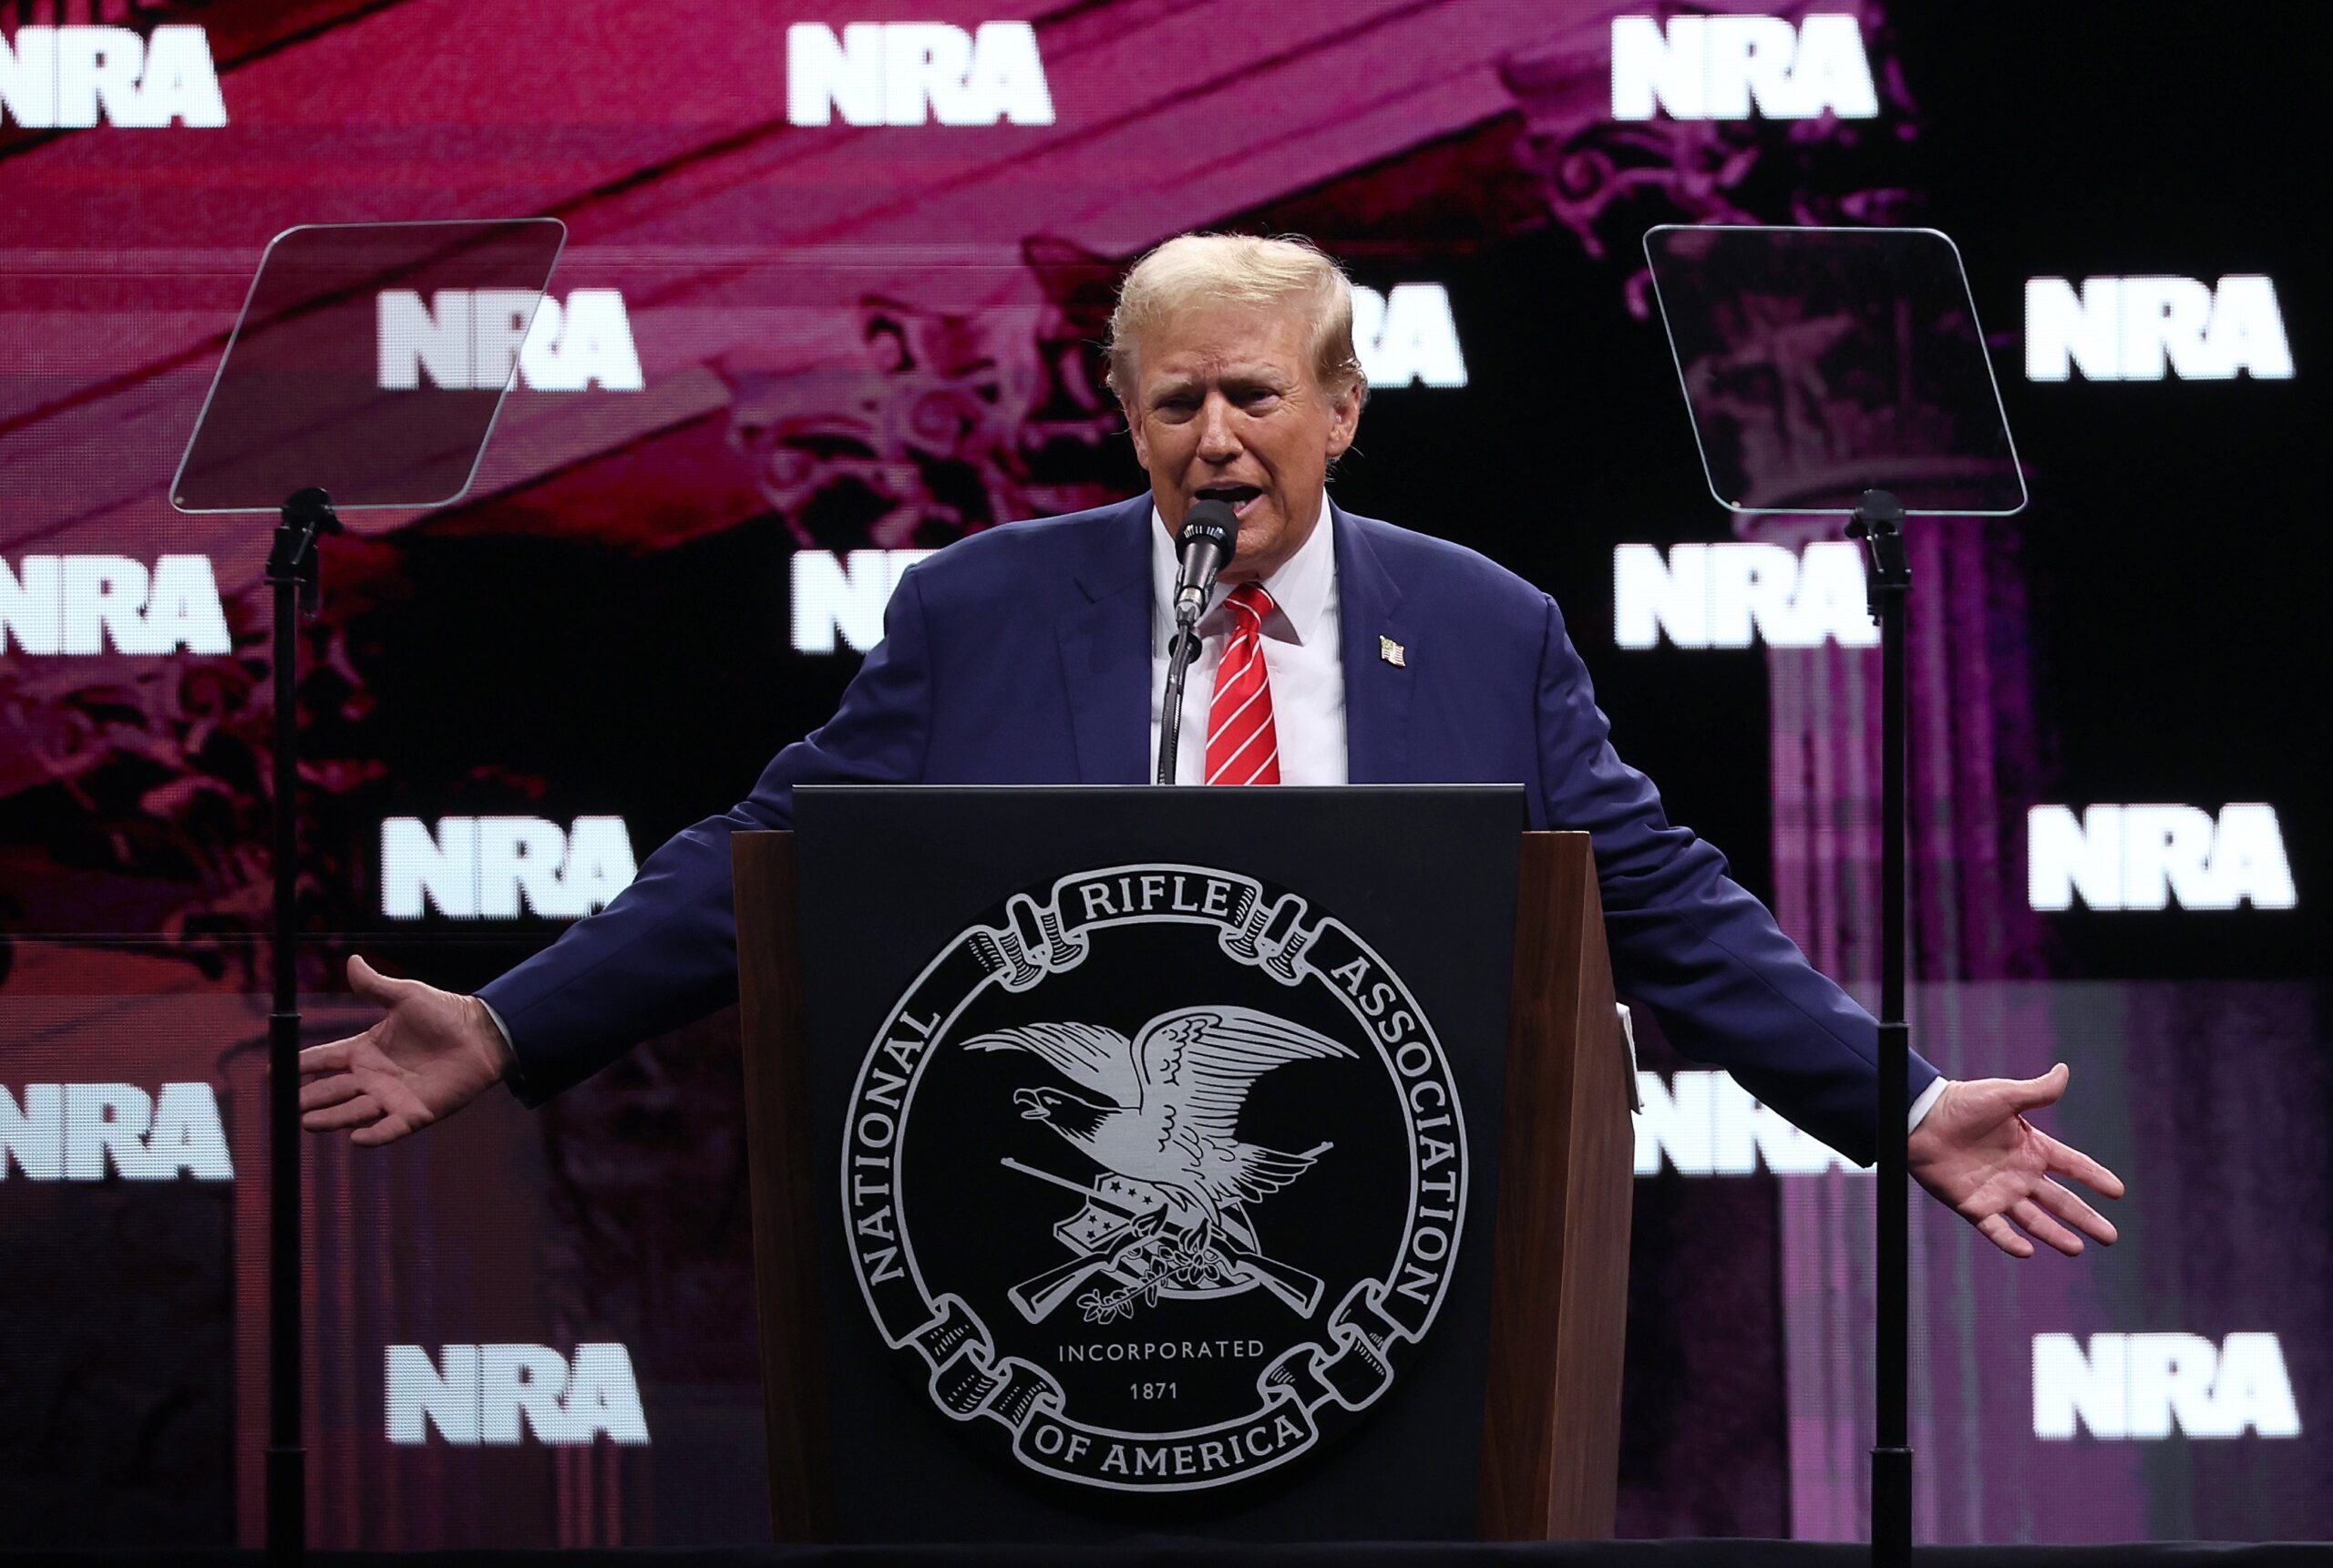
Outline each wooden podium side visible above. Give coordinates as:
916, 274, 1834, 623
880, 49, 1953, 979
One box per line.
1477, 832, 1633, 1539
733, 828, 1631, 1542
731, 832, 832, 1541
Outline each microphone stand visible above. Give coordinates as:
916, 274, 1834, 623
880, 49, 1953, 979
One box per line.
264, 484, 340, 1565
1156, 610, 1202, 784
1849, 487, 1913, 1568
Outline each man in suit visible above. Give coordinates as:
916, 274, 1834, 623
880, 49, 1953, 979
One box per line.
303, 233, 2120, 1261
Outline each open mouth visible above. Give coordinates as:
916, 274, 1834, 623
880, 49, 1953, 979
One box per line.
1013, 1088, 1047, 1119
1195, 483, 1265, 518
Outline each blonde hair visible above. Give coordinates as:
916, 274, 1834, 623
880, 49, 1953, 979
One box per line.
1104, 232, 1366, 405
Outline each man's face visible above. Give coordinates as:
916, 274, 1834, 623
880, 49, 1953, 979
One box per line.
1125, 302, 1362, 582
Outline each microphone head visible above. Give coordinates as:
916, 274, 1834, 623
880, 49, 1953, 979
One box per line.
1178, 498, 1239, 561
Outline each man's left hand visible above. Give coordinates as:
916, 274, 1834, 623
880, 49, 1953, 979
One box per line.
1907, 1063, 2125, 1259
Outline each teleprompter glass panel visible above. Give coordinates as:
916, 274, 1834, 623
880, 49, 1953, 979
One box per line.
171, 219, 565, 513
1643, 224, 2026, 517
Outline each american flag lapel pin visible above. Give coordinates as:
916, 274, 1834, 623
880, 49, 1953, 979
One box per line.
1379, 635, 1406, 668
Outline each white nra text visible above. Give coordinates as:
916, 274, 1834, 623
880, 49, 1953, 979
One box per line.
792, 548, 938, 655
376, 289, 643, 393
1633, 1071, 1853, 1176
381, 816, 638, 920
0, 26, 224, 128
386, 1344, 650, 1446
1614, 541, 1877, 651
1352, 284, 1468, 389
2028, 804, 2296, 912
2034, 1333, 2299, 1440
786, 22, 1053, 127
1, 556, 231, 656
2025, 276, 2292, 382
1610, 15, 1876, 122
1, 1083, 232, 1182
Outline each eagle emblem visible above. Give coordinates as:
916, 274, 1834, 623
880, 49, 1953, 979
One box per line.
838, 861, 1473, 1494
968, 1007, 1354, 1323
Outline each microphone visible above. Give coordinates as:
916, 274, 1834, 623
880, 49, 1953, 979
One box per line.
1172, 499, 1239, 627
1156, 497, 1239, 785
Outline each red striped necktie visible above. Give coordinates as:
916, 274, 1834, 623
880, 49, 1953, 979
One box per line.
1206, 583, 1280, 786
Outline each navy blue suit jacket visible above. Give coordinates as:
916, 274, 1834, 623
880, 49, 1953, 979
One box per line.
480, 495, 1937, 1163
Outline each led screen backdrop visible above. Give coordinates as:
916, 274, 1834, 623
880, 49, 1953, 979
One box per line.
0, 0, 2325, 1550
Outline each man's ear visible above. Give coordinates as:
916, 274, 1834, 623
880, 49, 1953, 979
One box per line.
1325, 379, 1363, 459
1120, 395, 1149, 469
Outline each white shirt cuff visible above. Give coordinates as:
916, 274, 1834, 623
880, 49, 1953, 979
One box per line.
1908, 1076, 1948, 1132
478, 996, 519, 1072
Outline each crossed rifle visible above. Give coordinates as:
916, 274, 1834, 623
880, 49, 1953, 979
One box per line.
1001, 1158, 1326, 1323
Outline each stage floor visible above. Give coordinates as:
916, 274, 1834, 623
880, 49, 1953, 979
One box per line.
33, 1541, 2333, 1566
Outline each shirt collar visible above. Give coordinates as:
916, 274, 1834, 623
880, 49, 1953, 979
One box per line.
1149, 493, 1337, 654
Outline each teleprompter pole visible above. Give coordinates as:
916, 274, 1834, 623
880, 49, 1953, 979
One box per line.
1848, 488, 1912, 1567
264, 486, 341, 1565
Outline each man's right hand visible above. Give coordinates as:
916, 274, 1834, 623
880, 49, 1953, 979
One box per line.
299, 955, 512, 1147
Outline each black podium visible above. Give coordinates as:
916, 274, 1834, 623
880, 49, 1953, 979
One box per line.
732, 786, 1633, 1543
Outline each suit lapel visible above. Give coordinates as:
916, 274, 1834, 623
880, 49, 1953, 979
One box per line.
1058, 496, 1156, 784
1334, 506, 1412, 783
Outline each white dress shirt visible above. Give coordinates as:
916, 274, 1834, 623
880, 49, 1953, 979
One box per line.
1147, 498, 1346, 786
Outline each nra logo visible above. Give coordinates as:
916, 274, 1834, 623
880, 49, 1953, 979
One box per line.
1633, 1071, 1853, 1175
1, 555, 231, 657
2, 1083, 232, 1182
376, 289, 643, 393
1353, 284, 1467, 390
0, 26, 225, 128
2034, 1333, 2299, 1440
386, 1344, 649, 1446
1610, 14, 1876, 122
2028, 804, 2296, 912
791, 548, 935, 654
381, 816, 638, 920
1613, 542, 1876, 651
786, 21, 1053, 127
2025, 276, 2293, 382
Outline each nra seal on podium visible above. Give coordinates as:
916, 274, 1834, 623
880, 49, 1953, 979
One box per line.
839, 863, 1467, 1493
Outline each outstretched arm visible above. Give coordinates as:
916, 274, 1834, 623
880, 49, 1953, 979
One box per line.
304, 565, 937, 1146
477, 565, 937, 1104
